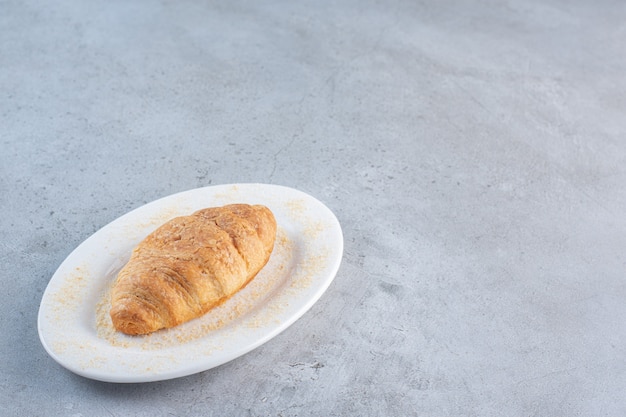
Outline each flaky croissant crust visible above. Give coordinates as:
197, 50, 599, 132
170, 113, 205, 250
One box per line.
110, 204, 276, 335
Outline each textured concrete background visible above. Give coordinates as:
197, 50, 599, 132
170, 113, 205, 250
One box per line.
2, 0, 626, 415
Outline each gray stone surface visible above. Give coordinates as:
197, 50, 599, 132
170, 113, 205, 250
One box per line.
2, 0, 626, 415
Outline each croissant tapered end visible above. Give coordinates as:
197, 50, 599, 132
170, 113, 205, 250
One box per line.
109, 204, 277, 336
110, 297, 164, 336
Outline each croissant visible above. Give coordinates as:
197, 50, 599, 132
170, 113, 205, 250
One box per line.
110, 204, 276, 335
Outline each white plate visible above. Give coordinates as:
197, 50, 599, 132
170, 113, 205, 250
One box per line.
38, 184, 343, 383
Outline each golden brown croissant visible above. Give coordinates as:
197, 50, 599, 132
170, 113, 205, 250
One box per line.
110, 204, 276, 335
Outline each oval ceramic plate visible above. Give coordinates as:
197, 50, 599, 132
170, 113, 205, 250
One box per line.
38, 184, 343, 383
